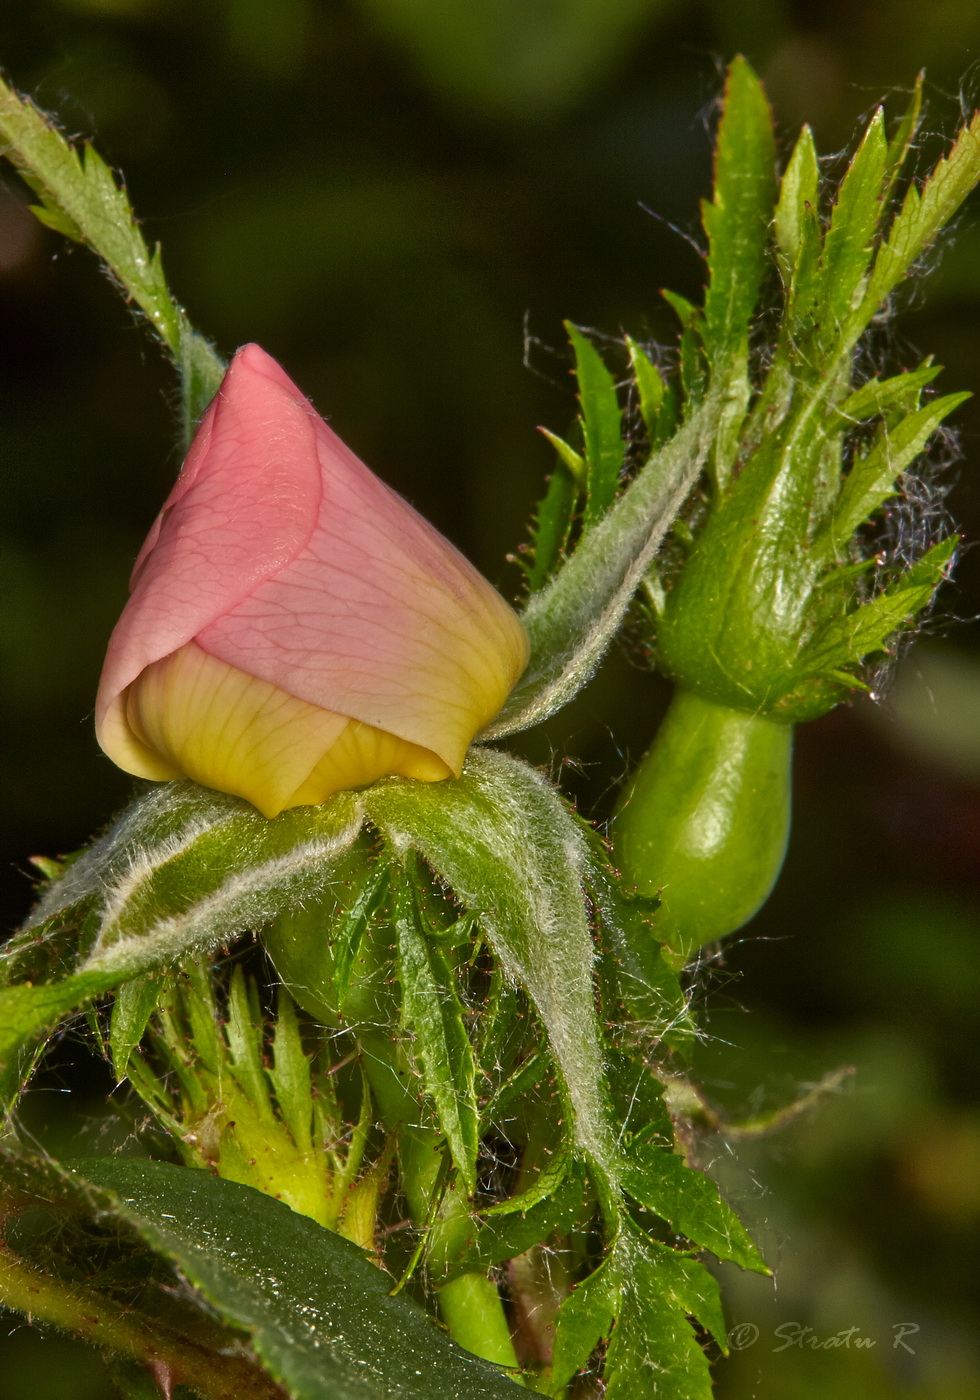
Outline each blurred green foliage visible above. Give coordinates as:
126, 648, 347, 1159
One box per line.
1, 0, 979, 1395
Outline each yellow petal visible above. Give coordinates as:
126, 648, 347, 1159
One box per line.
109, 642, 451, 818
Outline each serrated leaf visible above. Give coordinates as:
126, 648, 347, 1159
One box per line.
587, 856, 694, 1053
565, 323, 625, 528
820, 392, 970, 555
367, 750, 612, 1173
818, 108, 889, 340
109, 972, 169, 1080
269, 990, 315, 1154
701, 55, 776, 366
439, 1163, 590, 1286
839, 360, 941, 422
861, 107, 980, 329
72, 1157, 526, 1400
549, 1259, 620, 1395
525, 443, 580, 591
485, 393, 718, 738
620, 1142, 767, 1272
774, 124, 819, 285
627, 337, 666, 441
394, 873, 479, 1190
801, 537, 956, 678
604, 1233, 717, 1400
0, 76, 224, 441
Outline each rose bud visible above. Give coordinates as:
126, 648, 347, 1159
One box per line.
95, 344, 528, 818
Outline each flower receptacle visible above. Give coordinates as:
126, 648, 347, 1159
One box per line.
613, 689, 793, 963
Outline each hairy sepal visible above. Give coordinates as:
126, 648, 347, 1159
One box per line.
1, 782, 365, 1113
486, 395, 718, 739
365, 748, 614, 1175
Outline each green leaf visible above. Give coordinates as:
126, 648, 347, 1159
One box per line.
838, 360, 942, 422
882, 72, 924, 203
73, 1157, 526, 1400
328, 864, 391, 1008
269, 989, 315, 1154
109, 973, 169, 1081
367, 750, 613, 1173
661, 290, 706, 408
701, 55, 776, 366
817, 108, 889, 347
820, 392, 970, 555
548, 1259, 620, 1395
620, 1141, 767, 1272
587, 854, 694, 1053
606, 1049, 676, 1151
604, 1233, 718, 1400
774, 124, 819, 285
525, 437, 581, 591
0, 77, 224, 442
565, 323, 625, 528
394, 872, 479, 1190
0, 1149, 281, 1400
485, 394, 718, 738
800, 537, 956, 679
439, 1163, 590, 1285
627, 337, 666, 441
861, 107, 980, 331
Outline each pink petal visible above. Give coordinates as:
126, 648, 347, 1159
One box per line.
96, 345, 322, 733
97, 343, 529, 786
198, 408, 527, 772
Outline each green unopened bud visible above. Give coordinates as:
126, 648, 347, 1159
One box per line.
613, 689, 792, 963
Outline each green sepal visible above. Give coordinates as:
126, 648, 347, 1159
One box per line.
1, 783, 365, 1116
393, 866, 480, 1191
564, 322, 625, 528
700, 55, 776, 368
838, 360, 942, 422
524, 432, 582, 590
795, 536, 957, 685
774, 124, 819, 285
815, 107, 889, 354
818, 392, 970, 559
109, 972, 170, 1081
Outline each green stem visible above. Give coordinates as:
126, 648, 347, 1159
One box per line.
358, 1030, 522, 1376
428, 1184, 523, 1374
613, 688, 793, 964
0, 1245, 280, 1400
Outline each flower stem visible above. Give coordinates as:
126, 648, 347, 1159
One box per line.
0, 1245, 280, 1400
358, 1030, 522, 1376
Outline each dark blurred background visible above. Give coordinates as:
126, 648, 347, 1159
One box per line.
1, 2, 979, 1397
